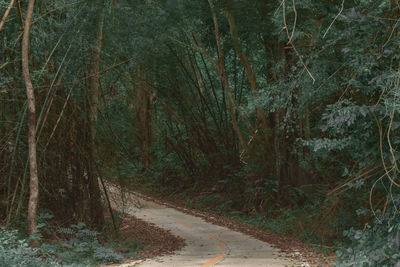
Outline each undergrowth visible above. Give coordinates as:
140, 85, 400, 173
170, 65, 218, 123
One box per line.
0, 212, 134, 267
0, 228, 61, 267
336, 197, 400, 266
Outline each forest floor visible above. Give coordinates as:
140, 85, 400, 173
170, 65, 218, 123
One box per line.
103, 183, 335, 266
103, 212, 185, 264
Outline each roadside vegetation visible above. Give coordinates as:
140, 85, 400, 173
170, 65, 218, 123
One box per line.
1, 0, 400, 266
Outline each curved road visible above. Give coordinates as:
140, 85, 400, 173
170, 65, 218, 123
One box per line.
107, 185, 307, 267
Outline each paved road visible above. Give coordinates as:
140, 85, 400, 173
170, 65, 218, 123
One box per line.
107, 185, 307, 267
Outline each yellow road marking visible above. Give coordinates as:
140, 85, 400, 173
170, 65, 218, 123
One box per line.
176, 221, 192, 229
203, 234, 216, 240
218, 244, 226, 251
201, 254, 226, 267
142, 209, 161, 216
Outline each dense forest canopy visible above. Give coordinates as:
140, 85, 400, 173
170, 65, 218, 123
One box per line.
1, 0, 400, 265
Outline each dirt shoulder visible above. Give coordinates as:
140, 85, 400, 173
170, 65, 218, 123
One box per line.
103, 208, 185, 266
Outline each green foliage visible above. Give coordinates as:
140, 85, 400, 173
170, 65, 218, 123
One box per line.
336, 206, 400, 266
0, 218, 123, 267
2, 0, 400, 261
54, 222, 124, 266
0, 228, 61, 267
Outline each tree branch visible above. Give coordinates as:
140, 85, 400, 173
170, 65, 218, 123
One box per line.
0, 0, 16, 33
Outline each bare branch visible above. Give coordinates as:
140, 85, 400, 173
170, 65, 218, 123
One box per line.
383, 16, 400, 47
0, 0, 16, 33
323, 0, 345, 39
0, 62, 8, 70
282, 0, 315, 84
287, 0, 297, 44
42, 86, 73, 153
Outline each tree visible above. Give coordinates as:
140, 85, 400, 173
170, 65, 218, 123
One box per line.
87, 6, 105, 228
21, 0, 39, 247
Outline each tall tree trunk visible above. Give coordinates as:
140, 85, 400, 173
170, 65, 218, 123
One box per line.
21, 0, 39, 248
135, 66, 153, 170
87, 11, 104, 228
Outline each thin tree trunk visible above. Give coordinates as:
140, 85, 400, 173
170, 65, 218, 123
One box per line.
135, 66, 153, 170
207, 0, 248, 151
304, 106, 311, 140
21, 0, 39, 248
226, 11, 270, 144
16, 0, 24, 27
274, 112, 281, 181
87, 11, 104, 228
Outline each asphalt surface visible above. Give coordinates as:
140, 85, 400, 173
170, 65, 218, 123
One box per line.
107, 184, 307, 267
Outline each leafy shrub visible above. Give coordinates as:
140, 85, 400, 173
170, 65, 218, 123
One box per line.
0, 228, 60, 267
336, 207, 400, 266
55, 222, 124, 266
0, 220, 124, 267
